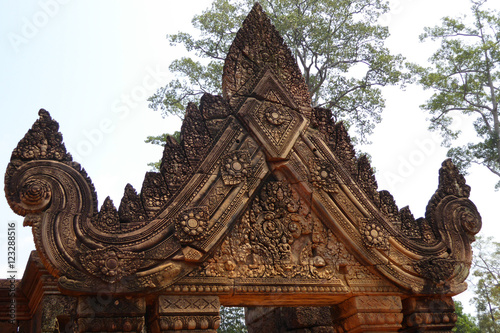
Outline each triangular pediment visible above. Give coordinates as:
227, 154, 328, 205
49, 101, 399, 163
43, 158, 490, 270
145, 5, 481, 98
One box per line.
4, 3, 481, 306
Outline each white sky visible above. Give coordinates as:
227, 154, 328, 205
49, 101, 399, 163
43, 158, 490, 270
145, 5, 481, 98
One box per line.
1, 0, 499, 316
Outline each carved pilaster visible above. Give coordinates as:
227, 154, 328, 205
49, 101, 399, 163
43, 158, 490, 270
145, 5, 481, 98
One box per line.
76, 296, 145, 332
401, 297, 457, 332
150, 295, 221, 333
332, 296, 403, 332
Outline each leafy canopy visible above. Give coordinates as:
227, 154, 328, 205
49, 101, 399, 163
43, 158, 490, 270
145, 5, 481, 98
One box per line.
412, 0, 500, 188
470, 236, 500, 332
148, 0, 408, 144
218, 306, 247, 333
453, 300, 480, 333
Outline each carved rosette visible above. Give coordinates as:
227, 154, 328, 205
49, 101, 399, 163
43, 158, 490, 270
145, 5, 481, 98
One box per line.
221, 150, 250, 185
19, 179, 52, 213
360, 219, 389, 250
81, 247, 144, 284
175, 207, 210, 243
309, 158, 339, 193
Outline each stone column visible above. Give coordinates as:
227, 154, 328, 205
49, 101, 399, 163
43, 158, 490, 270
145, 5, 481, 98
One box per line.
401, 296, 457, 332
331, 296, 403, 332
76, 296, 145, 332
17, 294, 77, 333
150, 295, 221, 332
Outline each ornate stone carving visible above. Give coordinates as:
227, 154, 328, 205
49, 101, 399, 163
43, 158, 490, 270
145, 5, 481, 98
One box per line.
378, 190, 401, 224
360, 219, 389, 250
414, 257, 456, 286
332, 121, 357, 177
118, 183, 147, 223
199, 93, 233, 137
81, 246, 144, 283
151, 295, 220, 332
160, 135, 193, 194
221, 150, 250, 185
190, 179, 353, 285
19, 179, 52, 213
93, 197, 120, 232
11, 109, 71, 162
309, 157, 340, 193
356, 154, 379, 203
141, 171, 171, 218
222, 3, 311, 111
181, 102, 212, 167
3, 4, 482, 332
332, 296, 404, 332
402, 297, 457, 332
237, 70, 308, 160
175, 206, 210, 244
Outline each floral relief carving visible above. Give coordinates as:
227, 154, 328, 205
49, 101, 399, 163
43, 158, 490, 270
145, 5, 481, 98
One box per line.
175, 207, 210, 243
309, 158, 339, 193
221, 150, 250, 185
361, 219, 389, 250
81, 247, 144, 283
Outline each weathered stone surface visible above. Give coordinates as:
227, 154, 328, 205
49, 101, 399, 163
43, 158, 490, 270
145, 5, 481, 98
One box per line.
401, 297, 457, 332
2, 3, 481, 333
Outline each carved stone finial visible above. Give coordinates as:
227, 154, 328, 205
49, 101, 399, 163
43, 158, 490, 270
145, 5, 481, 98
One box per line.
11, 109, 71, 162
94, 196, 120, 231
438, 159, 471, 198
181, 102, 212, 166
357, 154, 379, 202
118, 184, 147, 223
160, 135, 193, 193
222, 3, 311, 110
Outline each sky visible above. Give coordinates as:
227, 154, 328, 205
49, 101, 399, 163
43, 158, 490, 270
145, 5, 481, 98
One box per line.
1, 0, 499, 316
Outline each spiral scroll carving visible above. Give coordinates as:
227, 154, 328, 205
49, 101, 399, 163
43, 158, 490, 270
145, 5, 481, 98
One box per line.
19, 179, 51, 212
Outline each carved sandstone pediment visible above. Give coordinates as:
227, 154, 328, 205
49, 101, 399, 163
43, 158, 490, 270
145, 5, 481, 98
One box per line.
5, 3, 481, 308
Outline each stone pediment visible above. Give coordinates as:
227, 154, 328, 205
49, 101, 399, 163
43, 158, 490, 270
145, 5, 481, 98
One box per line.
4, 3, 481, 332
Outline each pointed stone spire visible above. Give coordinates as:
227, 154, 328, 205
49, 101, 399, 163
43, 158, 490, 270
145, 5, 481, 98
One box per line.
94, 196, 120, 231
180, 102, 211, 166
437, 159, 471, 198
222, 3, 311, 109
118, 183, 147, 223
11, 109, 71, 162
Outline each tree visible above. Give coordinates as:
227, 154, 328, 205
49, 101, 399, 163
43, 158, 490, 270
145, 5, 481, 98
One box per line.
470, 236, 500, 332
453, 300, 480, 332
148, 0, 408, 144
412, 0, 500, 188
218, 306, 247, 333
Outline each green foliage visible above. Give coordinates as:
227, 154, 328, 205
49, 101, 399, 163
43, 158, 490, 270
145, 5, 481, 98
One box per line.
470, 236, 500, 332
148, 0, 409, 144
218, 306, 247, 333
412, 0, 500, 187
453, 301, 480, 332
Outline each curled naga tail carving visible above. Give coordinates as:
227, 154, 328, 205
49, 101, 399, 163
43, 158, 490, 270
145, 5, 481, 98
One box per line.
5, 109, 98, 278
5, 110, 187, 293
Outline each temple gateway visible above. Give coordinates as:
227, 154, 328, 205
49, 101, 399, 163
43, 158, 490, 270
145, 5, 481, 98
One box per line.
1, 4, 482, 333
